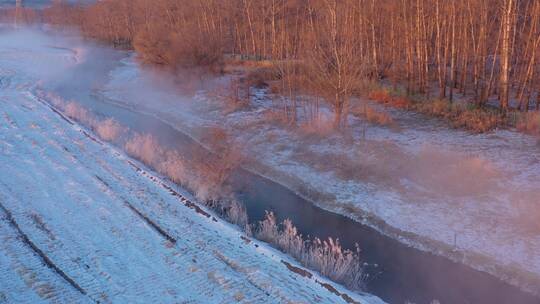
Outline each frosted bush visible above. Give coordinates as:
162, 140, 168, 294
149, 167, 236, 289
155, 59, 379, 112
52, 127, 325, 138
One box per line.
95, 118, 123, 141
124, 133, 163, 166
157, 150, 188, 185
65, 102, 94, 125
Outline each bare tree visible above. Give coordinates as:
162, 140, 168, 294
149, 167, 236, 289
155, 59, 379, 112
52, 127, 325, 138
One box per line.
304, 0, 364, 129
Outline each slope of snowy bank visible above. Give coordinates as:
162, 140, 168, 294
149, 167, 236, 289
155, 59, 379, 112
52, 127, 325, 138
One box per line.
101, 55, 540, 294
0, 28, 383, 304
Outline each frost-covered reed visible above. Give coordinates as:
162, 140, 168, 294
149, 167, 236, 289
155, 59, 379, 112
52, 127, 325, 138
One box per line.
256, 211, 366, 290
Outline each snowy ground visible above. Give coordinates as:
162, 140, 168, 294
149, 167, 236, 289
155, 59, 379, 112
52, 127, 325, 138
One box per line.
100, 56, 540, 293
0, 28, 383, 304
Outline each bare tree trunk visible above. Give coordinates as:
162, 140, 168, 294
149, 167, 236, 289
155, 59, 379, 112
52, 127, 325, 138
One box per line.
449, 3, 456, 102
500, 0, 514, 114
435, 0, 444, 99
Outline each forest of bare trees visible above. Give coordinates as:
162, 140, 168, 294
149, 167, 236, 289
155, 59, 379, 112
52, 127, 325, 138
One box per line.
3, 0, 540, 131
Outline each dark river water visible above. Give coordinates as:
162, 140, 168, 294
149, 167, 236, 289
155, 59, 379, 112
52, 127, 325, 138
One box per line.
45, 71, 540, 304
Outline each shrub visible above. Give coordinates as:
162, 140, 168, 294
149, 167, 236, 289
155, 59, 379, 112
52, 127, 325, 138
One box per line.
413, 99, 504, 133
170, 31, 224, 72
64, 102, 94, 126
390, 96, 412, 109
368, 89, 392, 103
134, 25, 224, 72
157, 150, 188, 185
95, 118, 124, 141
453, 109, 503, 133
415, 99, 450, 116
133, 26, 174, 66
244, 67, 280, 88
351, 104, 394, 126
368, 89, 412, 109
222, 79, 250, 114
124, 133, 163, 166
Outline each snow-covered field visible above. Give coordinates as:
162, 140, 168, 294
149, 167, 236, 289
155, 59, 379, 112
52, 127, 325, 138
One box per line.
101, 54, 540, 293
0, 28, 383, 304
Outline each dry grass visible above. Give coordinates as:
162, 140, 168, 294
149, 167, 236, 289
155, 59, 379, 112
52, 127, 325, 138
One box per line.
367, 87, 509, 133
368, 89, 393, 103
516, 112, 540, 135
452, 108, 504, 133
415, 98, 450, 116
221, 79, 250, 114
244, 67, 280, 89
256, 212, 366, 291
45, 100, 253, 274
415, 100, 504, 133
223, 58, 276, 74
297, 117, 336, 138
261, 109, 291, 126
365, 107, 393, 125
368, 89, 412, 109
351, 104, 394, 126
